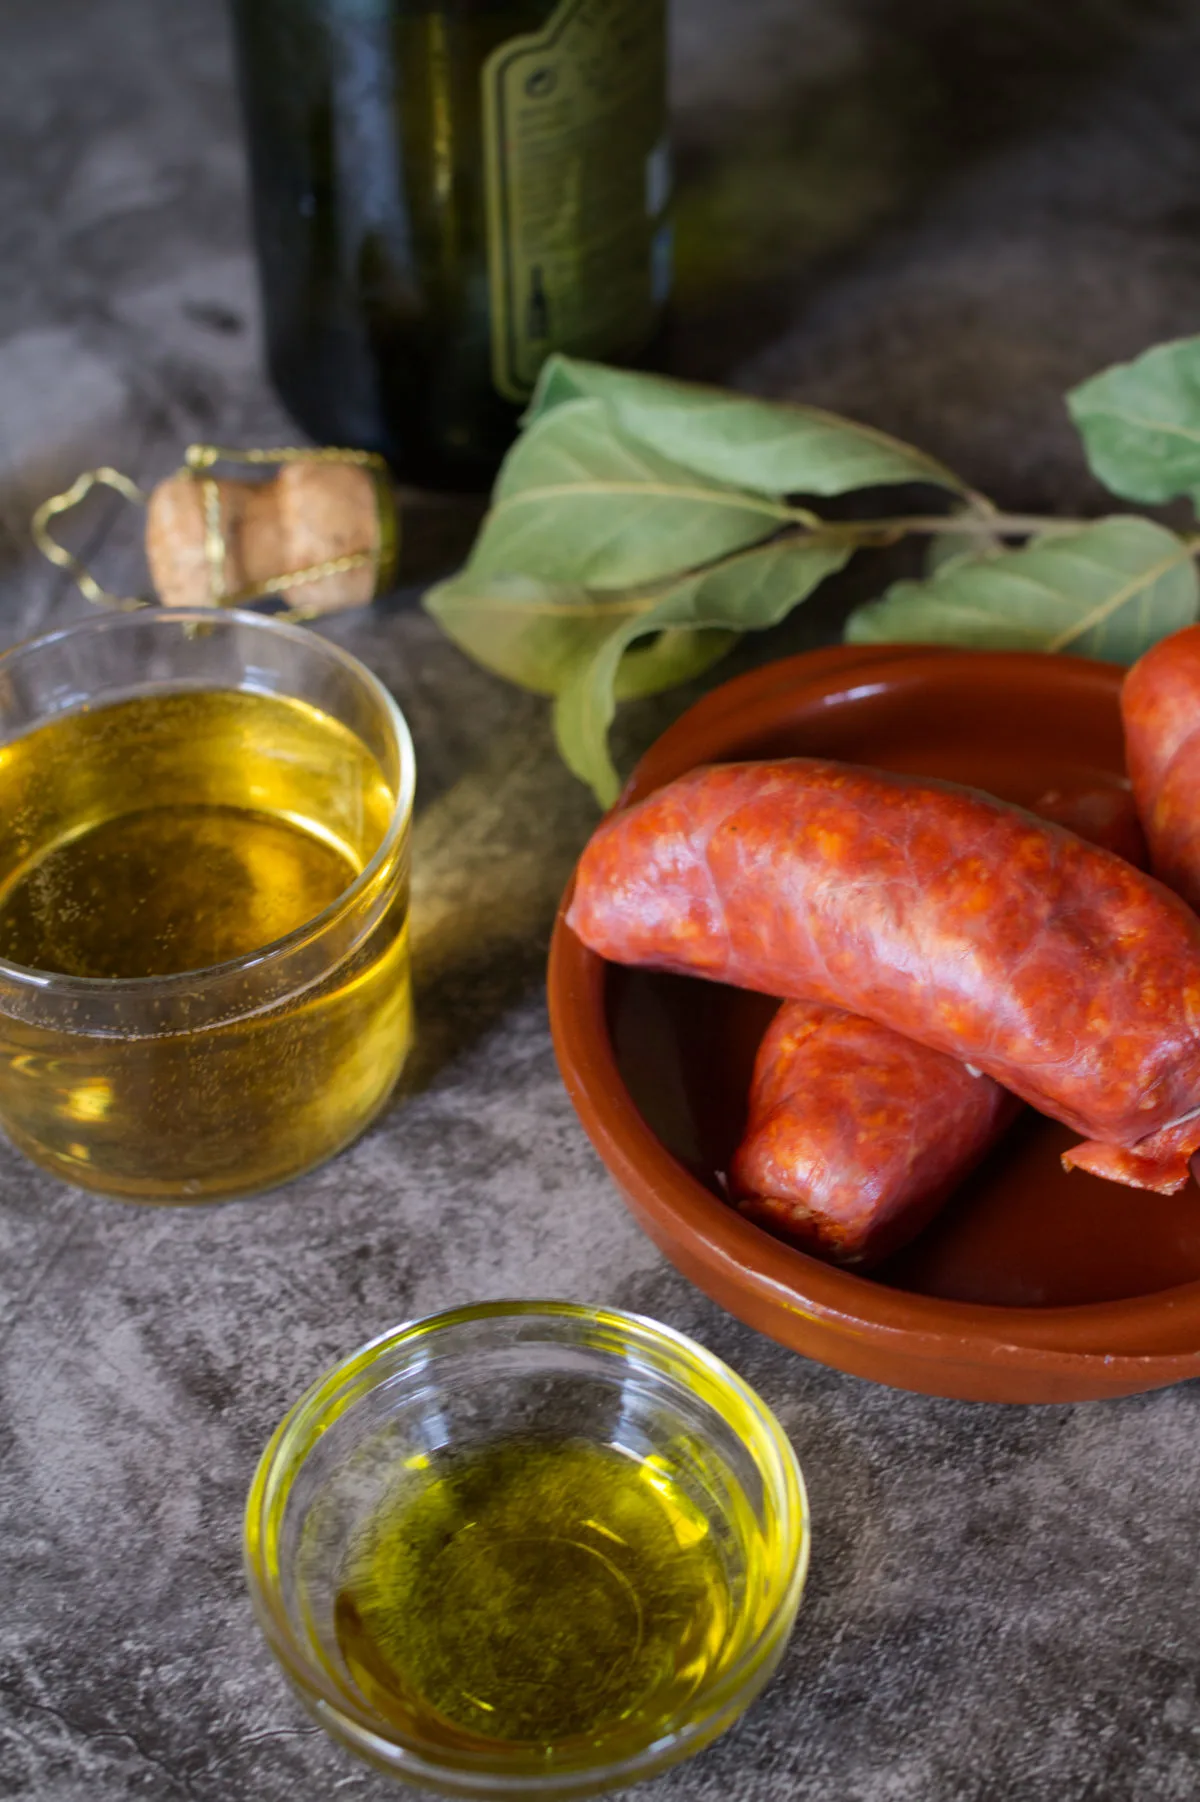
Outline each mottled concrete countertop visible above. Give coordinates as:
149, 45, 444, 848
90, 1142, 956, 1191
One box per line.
2, 2, 1200, 1798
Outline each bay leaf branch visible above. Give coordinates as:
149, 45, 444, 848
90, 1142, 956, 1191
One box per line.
844, 516, 1198, 663
526, 356, 971, 500
553, 538, 852, 806
425, 566, 741, 699
470, 397, 791, 586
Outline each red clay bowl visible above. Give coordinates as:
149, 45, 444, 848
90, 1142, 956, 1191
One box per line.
548, 645, 1200, 1403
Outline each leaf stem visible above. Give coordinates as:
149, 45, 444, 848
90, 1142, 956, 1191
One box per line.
795, 512, 1093, 548
493, 481, 799, 524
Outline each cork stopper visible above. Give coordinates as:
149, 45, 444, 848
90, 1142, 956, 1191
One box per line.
145, 456, 395, 615
33, 445, 486, 620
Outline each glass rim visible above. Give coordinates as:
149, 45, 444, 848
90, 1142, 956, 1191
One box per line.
0, 606, 416, 996
243, 1299, 811, 1795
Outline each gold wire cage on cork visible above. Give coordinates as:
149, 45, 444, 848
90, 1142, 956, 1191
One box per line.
31, 444, 399, 621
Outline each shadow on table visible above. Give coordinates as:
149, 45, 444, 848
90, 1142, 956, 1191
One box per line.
385, 712, 596, 1105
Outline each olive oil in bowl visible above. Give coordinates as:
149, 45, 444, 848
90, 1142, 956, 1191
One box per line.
335, 1437, 735, 1751
0, 620, 414, 1201
245, 1304, 810, 1798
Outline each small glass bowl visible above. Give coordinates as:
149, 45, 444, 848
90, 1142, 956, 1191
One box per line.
0, 607, 415, 1201
244, 1301, 810, 1799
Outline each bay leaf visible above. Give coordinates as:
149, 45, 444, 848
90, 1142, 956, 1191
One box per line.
525, 355, 969, 499
554, 537, 850, 806
1068, 336, 1200, 504
469, 397, 791, 586
614, 628, 741, 702
425, 571, 630, 696
424, 567, 737, 699
845, 516, 1197, 662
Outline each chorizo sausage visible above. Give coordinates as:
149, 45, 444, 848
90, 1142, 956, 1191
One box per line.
731, 1000, 1018, 1266
1122, 625, 1200, 909
733, 788, 1144, 1258
567, 760, 1200, 1193
1029, 782, 1147, 869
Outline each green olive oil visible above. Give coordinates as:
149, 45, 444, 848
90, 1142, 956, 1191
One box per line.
334, 1437, 735, 1747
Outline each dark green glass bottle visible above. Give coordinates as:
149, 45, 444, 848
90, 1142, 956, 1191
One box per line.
230, 0, 671, 489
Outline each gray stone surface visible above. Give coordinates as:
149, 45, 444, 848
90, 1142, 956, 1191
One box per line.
2, 1, 1200, 1798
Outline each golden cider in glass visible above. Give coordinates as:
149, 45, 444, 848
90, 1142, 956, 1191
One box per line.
0, 688, 411, 1200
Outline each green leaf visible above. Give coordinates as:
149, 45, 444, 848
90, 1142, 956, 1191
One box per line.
423, 567, 737, 699
845, 516, 1197, 662
468, 398, 791, 588
1068, 337, 1200, 504
424, 571, 627, 696
613, 629, 740, 702
554, 537, 851, 806
526, 355, 969, 499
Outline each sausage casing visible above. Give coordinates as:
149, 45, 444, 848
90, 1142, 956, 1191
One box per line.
732, 1000, 1017, 1266
1123, 625, 1200, 911
568, 760, 1200, 1192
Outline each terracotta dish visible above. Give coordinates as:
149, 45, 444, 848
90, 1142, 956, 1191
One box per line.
547, 646, 1200, 1402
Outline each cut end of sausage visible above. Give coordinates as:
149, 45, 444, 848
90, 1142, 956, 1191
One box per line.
736, 1193, 870, 1266
1061, 1138, 1193, 1195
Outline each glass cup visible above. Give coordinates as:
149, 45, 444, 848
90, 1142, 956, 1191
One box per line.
244, 1301, 810, 1799
0, 607, 415, 1201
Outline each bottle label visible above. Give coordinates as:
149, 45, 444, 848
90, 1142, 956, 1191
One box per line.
482, 0, 670, 403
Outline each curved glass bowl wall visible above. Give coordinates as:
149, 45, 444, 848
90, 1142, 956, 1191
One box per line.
245, 1302, 810, 1799
0, 608, 415, 1201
